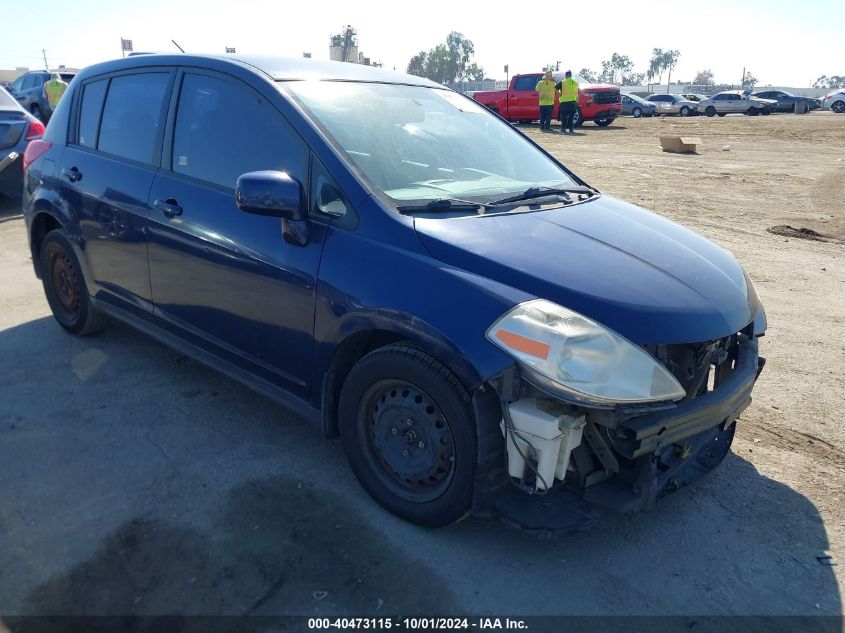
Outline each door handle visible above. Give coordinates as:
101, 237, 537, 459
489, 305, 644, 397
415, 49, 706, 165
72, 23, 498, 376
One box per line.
154, 198, 183, 218
61, 167, 82, 182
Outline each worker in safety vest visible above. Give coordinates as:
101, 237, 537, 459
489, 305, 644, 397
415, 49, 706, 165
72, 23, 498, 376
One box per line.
557, 70, 579, 133
535, 70, 556, 132
43, 73, 68, 111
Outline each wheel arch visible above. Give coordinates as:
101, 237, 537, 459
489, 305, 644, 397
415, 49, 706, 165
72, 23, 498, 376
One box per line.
29, 204, 65, 278
318, 316, 509, 438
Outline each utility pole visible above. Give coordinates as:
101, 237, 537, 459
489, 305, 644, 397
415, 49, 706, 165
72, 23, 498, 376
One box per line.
741, 66, 745, 90
42, 49, 49, 71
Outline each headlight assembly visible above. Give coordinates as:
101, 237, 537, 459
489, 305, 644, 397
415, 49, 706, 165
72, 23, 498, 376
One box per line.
486, 299, 686, 405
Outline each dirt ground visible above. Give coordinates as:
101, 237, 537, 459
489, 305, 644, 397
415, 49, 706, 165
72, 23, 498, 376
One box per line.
0, 111, 842, 621
525, 110, 845, 525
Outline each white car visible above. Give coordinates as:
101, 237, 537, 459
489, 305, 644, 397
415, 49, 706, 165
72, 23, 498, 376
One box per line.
821, 90, 845, 113
697, 91, 778, 117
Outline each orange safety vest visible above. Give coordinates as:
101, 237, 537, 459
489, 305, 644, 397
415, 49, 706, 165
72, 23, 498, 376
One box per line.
558, 77, 579, 103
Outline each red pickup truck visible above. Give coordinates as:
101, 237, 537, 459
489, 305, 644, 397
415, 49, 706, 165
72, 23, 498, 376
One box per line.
473, 72, 622, 127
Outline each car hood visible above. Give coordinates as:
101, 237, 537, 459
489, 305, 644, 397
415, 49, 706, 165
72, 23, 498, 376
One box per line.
580, 82, 618, 92
413, 195, 763, 344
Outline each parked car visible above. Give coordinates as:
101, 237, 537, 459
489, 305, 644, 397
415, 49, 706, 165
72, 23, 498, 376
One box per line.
621, 93, 657, 117
0, 85, 45, 199
6, 70, 76, 122
646, 94, 698, 116
23, 54, 766, 528
821, 89, 845, 113
473, 72, 622, 127
751, 90, 820, 113
697, 91, 777, 117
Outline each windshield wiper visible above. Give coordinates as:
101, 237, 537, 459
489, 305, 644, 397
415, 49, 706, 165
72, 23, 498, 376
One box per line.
488, 185, 595, 207
396, 197, 483, 213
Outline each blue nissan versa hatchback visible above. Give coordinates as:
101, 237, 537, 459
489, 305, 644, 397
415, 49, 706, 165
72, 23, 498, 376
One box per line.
22, 55, 766, 528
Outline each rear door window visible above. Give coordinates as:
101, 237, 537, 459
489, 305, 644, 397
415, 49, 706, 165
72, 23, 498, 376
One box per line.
97, 72, 170, 164
171, 72, 307, 190
77, 79, 108, 148
514, 75, 541, 91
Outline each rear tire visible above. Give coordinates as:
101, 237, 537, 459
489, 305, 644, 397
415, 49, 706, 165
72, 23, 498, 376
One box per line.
40, 230, 109, 336
573, 107, 583, 127
595, 118, 613, 127
746, 107, 760, 116
30, 104, 44, 121
705, 106, 716, 117
679, 106, 690, 116
338, 344, 478, 526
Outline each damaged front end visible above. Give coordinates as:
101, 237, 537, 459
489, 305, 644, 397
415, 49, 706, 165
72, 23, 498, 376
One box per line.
482, 322, 765, 535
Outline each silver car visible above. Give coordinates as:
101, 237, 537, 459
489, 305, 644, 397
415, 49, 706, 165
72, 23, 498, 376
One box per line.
698, 91, 778, 117
646, 94, 698, 116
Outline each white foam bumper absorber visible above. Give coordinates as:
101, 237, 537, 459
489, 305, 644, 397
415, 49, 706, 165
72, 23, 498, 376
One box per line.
501, 399, 586, 492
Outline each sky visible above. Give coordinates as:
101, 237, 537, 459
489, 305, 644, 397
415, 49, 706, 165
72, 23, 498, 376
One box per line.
1, 0, 840, 87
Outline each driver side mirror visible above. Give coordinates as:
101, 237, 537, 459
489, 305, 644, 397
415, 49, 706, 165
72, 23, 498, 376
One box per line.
236, 171, 305, 221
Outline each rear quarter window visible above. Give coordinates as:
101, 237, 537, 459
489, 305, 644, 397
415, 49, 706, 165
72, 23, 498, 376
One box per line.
77, 79, 108, 148
97, 72, 170, 164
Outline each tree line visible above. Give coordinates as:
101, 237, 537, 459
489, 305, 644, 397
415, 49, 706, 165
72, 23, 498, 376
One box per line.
813, 75, 845, 90
406, 35, 837, 91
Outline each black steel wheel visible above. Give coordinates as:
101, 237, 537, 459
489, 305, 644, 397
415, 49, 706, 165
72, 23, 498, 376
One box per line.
40, 230, 108, 335
338, 344, 478, 526
363, 379, 456, 501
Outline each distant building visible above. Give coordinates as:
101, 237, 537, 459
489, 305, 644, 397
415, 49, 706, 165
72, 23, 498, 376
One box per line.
0, 65, 80, 87
328, 26, 381, 67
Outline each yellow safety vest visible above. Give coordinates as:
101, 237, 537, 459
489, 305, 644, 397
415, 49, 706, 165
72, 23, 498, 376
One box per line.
535, 79, 556, 106
44, 79, 68, 108
558, 78, 579, 103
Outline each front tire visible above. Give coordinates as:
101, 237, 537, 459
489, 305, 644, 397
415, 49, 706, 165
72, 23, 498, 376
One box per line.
595, 118, 613, 127
338, 344, 478, 526
573, 107, 583, 127
832, 100, 845, 114
30, 104, 44, 121
705, 106, 716, 117
40, 230, 109, 336
679, 106, 690, 116
632, 107, 642, 118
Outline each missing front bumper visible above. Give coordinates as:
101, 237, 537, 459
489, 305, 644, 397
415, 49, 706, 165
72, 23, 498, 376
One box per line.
489, 335, 765, 527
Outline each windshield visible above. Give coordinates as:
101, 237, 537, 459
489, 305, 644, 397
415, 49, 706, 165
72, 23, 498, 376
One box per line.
283, 81, 579, 206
